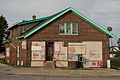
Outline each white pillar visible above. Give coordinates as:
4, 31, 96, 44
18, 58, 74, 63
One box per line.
107, 60, 111, 68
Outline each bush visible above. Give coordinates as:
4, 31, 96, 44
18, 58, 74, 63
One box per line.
110, 57, 120, 68
115, 51, 120, 57
0, 58, 5, 63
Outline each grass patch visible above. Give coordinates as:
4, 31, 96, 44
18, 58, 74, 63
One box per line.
62, 67, 93, 70
0, 58, 15, 66
0, 58, 25, 68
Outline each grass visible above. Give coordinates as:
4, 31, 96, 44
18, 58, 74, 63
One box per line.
0, 58, 15, 66
62, 67, 93, 70
0, 58, 26, 68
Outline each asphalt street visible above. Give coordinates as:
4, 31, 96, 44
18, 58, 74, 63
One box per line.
0, 74, 120, 80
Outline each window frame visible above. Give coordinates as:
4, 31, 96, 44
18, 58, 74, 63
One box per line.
16, 28, 18, 37
59, 22, 78, 35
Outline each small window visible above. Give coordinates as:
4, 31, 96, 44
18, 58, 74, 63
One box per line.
16, 28, 18, 37
72, 23, 78, 34
22, 26, 26, 33
12, 29, 14, 38
59, 22, 78, 35
66, 23, 71, 34
59, 23, 65, 34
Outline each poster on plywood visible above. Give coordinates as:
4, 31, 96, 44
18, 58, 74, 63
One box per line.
54, 43, 60, 52
68, 45, 85, 54
68, 54, 78, 61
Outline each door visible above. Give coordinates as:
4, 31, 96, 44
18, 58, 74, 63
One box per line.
46, 42, 54, 61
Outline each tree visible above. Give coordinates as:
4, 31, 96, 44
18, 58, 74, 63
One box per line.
117, 38, 120, 44
117, 38, 120, 50
0, 15, 8, 52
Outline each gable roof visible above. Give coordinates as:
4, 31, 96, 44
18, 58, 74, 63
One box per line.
23, 7, 116, 38
8, 16, 49, 30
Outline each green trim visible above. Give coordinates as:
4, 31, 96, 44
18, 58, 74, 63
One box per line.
70, 23, 72, 34
16, 28, 18, 37
64, 23, 66, 34
76, 23, 78, 34
8, 39, 11, 43
8, 17, 49, 30
24, 7, 116, 38
17, 17, 49, 26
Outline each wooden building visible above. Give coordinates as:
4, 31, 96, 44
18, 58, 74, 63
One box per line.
5, 7, 116, 68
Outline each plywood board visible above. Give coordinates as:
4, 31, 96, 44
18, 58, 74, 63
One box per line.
22, 40, 26, 49
6, 47, 10, 57
31, 61, 44, 67
54, 43, 60, 52
54, 54, 67, 61
31, 41, 45, 61
56, 61, 68, 67
68, 45, 85, 54
83, 41, 102, 60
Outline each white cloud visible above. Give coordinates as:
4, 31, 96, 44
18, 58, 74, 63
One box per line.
0, 0, 120, 44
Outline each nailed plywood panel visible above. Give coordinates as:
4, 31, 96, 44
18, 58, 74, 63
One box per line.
17, 61, 19, 66
22, 40, 26, 49
31, 41, 45, 60
17, 46, 19, 57
68, 45, 85, 54
6, 47, 10, 57
83, 41, 102, 67
31, 61, 44, 67
54, 42, 67, 61
56, 61, 68, 67
54, 54, 67, 60
54, 42, 67, 54
54, 43, 60, 51
83, 41, 102, 60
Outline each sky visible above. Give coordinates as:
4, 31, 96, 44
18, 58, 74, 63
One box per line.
0, 0, 120, 45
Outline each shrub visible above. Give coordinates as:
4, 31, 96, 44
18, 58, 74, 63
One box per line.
115, 51, 120, 57
110, 57, 120, 68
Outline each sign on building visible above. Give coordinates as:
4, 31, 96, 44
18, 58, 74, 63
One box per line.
68, 54, 78, 61
68, 43, 85, 54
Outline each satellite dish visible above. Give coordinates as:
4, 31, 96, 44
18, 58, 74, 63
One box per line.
107, 27, 112, 31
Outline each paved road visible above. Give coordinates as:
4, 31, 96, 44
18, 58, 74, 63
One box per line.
0, 74, 120, 80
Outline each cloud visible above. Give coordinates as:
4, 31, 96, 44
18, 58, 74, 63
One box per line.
0, 0, 120, 44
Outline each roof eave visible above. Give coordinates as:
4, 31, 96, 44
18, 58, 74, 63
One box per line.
24, 7, 116, 39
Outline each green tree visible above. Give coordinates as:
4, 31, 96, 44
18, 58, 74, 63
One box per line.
117, 38, 120, 50
0, 15, 8, 52
117, 38, 120, 44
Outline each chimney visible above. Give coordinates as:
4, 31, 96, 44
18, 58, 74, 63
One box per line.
32, 15, 36, 20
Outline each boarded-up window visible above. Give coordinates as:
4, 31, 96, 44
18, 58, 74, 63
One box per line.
17, 46, 19, 57
31, 41, 45, 60
68, 43, 85, 54
6, 48, 10, 57
22, 40, 26, 49
54, 43, 60, 52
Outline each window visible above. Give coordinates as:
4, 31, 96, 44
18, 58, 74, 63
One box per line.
72, 23, 78, 34
59, 23, 65, 34
12, 29, 14, 38
66, 23, 71, 34
16, 28, 18, 37
59, 22, 78, 35
22, 26, 26, 33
